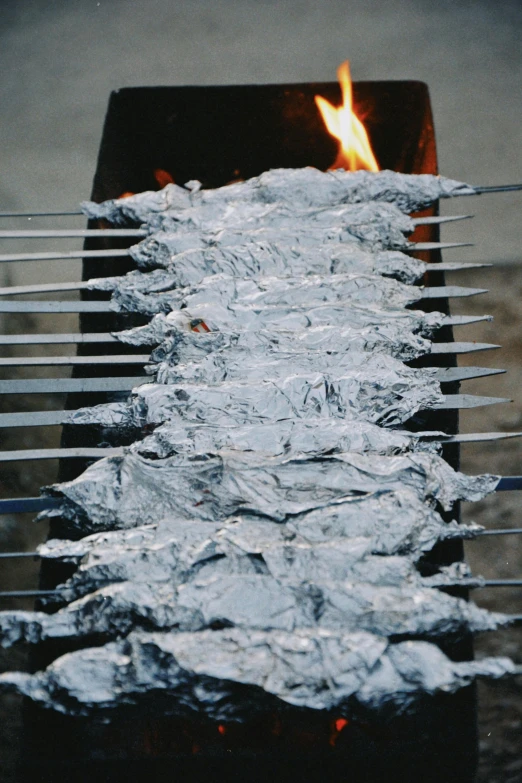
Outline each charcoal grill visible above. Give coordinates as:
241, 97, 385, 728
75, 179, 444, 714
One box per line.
0, 80, 496, 783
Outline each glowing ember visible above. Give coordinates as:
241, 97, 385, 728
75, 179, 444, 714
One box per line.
153, 168, 175, 188
315, 61, 379, 172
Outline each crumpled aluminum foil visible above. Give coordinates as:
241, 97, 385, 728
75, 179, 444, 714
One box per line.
0, 558, 505, 647
116, 301, 444, 343
86, 198, 415, 241
1, 628, 511, 717
129, 226, 419, 271
117, 322, 434, 362
36, 491, 480, 566
121, 238, 427, 285
66, 367, 443, 430
0, 629, 511, 717
81, 167, 476, 223
135, 202, 416, 255
41, 526, 482, 608
132, 418, 441, 458
43, 450, 499, 533
104, 272, 428, 317
148, 346, 443, 391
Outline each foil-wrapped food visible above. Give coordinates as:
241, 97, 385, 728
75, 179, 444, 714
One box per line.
0, 629, 512, 717
104, 272, 432, 317
147, 346, 442, 388
118, 319, 437, 363
36, 491, 479, 565
42, 450, 498, 532
2, 167, 513, 718
65, 366, 443, 430
122, 238, 428, 284
131, 417, 442, 458
81, 167, 476, 223
0, 570, 500, 648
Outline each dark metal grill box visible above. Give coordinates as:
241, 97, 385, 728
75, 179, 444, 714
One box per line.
22, 80, 476, 783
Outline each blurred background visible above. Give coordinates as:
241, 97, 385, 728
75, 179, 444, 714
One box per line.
0, 1, 521, 781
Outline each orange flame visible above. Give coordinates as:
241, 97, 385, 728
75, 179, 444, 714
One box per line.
315, 61, 379, 172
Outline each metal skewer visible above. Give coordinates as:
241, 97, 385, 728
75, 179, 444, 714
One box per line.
0, 395, 510, 436
474, 184, 522, 194
0, 230, 470, 253
423, 432, 522, 444
3, 579, 522, 601
0, 377, 149, 394
0, 287, 489, 315
0, 249, 131, 263
4, 523, 522, 561
0, 271, 494, 299
0, 229, 146, 239
0, 429, 518, 463
435, 367, 505, 382
0, 180, 518, 222
0, 332, 118, 345
431, 342, 500, 354
0, 211, 472, 224
0, 354, 151, 367
0, 356, 503, 382
0, 366, 510, 401
496, 477, 522, 491
0, 327, 498, 350
0, 210, 83, 218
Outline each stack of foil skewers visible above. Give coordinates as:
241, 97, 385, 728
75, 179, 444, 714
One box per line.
0, 167, 520, 718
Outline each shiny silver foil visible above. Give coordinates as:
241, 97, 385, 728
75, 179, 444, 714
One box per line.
4, 165, 502, 717
147, 347, 442, 392
65, 367, 443, 430
0, 626, 514, 716
123, 239, 427, 285
132, 418, 442, 458
116, 303, 444, 343
43, 450, 499, 533
104, 272, 429, 317
81, 167, 476, 223
140, 202, 417, 253
45, 526, 482, 607
117, 322, 434, 362
36, 491, 479, 565
0, 559, 504, 647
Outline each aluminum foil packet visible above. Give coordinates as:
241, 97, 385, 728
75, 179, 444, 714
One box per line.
0, 629, 510, 717
0, 565, 504, 650
132, 418, 442, 459
147, 346, 442, 391
67, 367, 443, 431
105, 272, 428, 317
29, 525, 472, 607
125, 237, 427, 285
37, 490, 479, 567
117, 322, 434, 363
0, 623, 514, 717
43, 450, 499, 533
115, 302, 444, 342
81, 167, 476, 223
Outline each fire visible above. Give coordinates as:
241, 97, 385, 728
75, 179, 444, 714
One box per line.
315, 61, 379, 172
153, 168, 175, 188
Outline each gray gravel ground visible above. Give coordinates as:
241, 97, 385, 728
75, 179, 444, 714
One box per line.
1, 1, 522, 780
